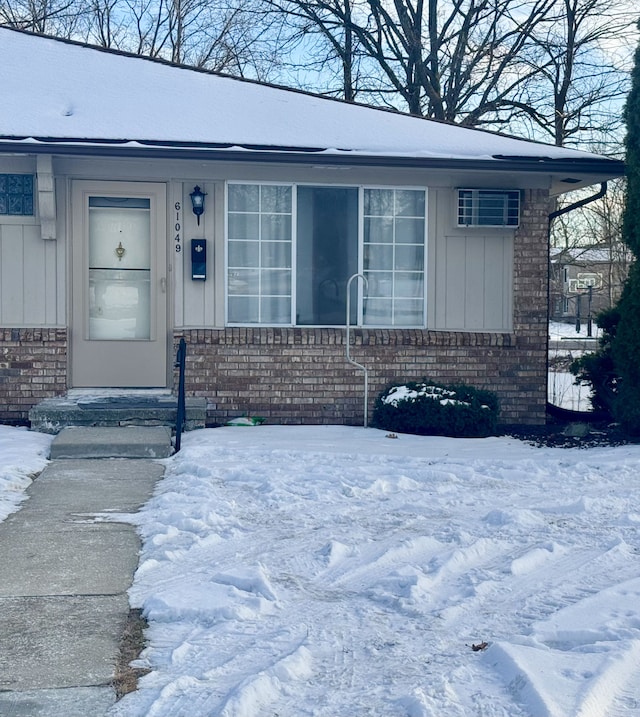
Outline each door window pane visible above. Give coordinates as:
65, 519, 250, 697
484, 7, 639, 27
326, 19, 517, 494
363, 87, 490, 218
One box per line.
88, 197, 151, 340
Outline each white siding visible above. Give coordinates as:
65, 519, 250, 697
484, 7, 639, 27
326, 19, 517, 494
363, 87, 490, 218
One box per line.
0, 155, 525, 332
0, 222, 61, 326
431, 188, 514, 331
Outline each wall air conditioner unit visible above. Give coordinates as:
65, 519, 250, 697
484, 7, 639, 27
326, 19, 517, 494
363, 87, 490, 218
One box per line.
457, 189, 520, 227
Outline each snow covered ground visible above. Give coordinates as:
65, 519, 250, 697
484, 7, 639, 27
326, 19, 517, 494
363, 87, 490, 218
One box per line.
96, 425, 640, 717
2, 393, 638, 716
0, 425, 52, 523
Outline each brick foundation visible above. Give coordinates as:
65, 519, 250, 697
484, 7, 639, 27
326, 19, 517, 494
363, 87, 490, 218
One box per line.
174, 327, 546, 426
0, 328, 67, 423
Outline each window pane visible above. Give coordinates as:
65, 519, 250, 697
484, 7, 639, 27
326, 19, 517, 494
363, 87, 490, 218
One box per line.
228, 268, 258, 295
364, 189, 393, 217
261, 185, 292, 213
261, 296, 291, 323
395, 190, 425, 217
364, 244, 393, 271
395, 272, 423, 298
228, 184, 259, 212
296, 186, 358, 325
394, 299, 423, 325
364, 217, 393, 244
363, 298, 392, 324
395, 218, 424, 244
228, 214, 259, 241
395, 245, 424, 271
261, 241, 291, 268
365, 271, 394, 297
261, 269, 291, 295
228, 241, 259, 268
228, 296, 259, 323
261, 214, 292, 241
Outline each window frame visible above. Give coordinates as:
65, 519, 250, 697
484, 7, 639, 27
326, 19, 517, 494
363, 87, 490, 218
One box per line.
360, 186, 427, 328
225, 181, 428, 328
225, 181, 296, 325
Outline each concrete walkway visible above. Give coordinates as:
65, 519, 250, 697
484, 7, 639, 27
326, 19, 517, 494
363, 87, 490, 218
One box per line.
0, 427, 171, 716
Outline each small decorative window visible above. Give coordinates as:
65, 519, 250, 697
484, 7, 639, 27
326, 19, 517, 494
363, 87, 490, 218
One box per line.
457, 189, 519, 227
0, 174, 34, 216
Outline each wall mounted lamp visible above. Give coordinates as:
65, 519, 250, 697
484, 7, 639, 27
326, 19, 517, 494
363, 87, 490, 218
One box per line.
190, 185, 207, 225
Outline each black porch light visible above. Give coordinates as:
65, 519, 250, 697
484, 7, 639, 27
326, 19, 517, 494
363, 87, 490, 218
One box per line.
190, 185, 207, 225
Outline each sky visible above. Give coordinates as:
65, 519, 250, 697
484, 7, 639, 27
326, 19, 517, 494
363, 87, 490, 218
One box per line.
3, 421, 638, 717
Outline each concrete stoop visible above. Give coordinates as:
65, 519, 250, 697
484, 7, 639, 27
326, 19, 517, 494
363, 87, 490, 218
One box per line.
50, 426, 174, 459
29, 394, 207, 434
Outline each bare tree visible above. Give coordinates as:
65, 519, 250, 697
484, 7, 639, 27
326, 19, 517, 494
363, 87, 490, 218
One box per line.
0, 0, 282, 78
0, 0, 85, 35
513, 0, 634, 147
258, 0, 636, 147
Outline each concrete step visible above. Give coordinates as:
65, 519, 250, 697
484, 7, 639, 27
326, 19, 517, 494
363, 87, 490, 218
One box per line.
50, 426, 173, 459
29, 394, 207, 434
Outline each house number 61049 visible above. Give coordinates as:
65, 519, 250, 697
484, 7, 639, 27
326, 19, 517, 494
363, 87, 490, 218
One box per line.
174, 201, 182, 253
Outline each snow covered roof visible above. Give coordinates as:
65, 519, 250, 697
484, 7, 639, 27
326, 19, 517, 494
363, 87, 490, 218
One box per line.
0, 27, 625, 191
551, 245, 631, 263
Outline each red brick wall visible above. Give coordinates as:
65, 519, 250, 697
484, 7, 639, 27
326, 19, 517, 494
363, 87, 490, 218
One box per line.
0, 329, 67, 422
175, 327, 545, 425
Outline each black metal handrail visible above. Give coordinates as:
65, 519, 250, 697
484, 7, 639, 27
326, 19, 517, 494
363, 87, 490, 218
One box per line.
175, 337, 186, 452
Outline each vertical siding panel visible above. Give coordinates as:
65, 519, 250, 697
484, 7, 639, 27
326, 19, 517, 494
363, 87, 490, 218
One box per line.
51, 178, 66, 327
44, 237, 59, 325
503, 235, 514, 330
464, 238, 485, 329
483, 236, 506, 330
444, 236, 466, 328
432, 233, 447, 328
0, 225, 25, 324
23, 224, 46, 324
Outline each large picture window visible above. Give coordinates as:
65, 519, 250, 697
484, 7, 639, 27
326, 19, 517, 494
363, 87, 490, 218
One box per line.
226, 183, 426, 327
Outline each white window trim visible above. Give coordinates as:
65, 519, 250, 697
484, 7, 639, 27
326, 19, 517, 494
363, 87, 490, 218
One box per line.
359, 185, 428, 329
225, 181, 428, 329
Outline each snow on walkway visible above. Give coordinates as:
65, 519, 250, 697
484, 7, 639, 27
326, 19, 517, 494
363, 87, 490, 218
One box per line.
0, 425, 52, 522
106, 426, 640, 717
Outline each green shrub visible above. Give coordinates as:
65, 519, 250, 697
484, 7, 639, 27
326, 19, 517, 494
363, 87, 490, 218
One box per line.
371, 380, 499, 437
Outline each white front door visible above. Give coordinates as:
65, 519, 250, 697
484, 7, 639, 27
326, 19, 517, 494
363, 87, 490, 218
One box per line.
71, 181, 168, 387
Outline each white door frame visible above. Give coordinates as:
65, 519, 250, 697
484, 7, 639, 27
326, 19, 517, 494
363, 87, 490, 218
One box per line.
70, 180, 169, 388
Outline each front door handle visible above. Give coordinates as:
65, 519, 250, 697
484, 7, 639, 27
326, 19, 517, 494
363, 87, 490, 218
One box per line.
160, 277, 167, 293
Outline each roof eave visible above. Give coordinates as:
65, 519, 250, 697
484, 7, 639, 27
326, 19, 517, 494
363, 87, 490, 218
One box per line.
0, 138, 625, 178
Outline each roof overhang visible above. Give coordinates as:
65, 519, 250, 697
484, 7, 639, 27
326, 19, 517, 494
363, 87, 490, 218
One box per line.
0, 137, 625, 195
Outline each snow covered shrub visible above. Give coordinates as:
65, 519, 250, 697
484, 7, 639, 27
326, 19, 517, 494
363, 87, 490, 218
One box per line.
372, 380, 499, 437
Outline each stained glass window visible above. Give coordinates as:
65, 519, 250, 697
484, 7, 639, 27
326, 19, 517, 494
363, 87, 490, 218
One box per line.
0, 174, 35, 216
